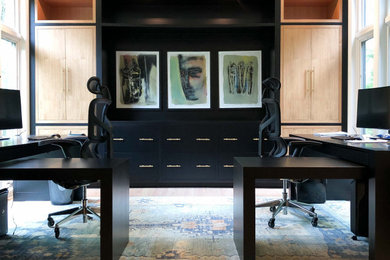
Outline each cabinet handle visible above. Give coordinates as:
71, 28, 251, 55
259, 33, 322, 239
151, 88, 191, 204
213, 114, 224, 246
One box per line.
66, 68, 70, 93
223, 164, 234, 168
196, 164, 211, 168
166, 138, 181, 141
311, 69, 315, 93
167, 164, 181, 168
223, 138, 238, 141
139, 164, 154, 168
253, 138, 259, 141
113, 138, 124, 141
62, 68, 66, 93
196, 138, 211, 141
305, 69, 310, 95
139, 138, 154, 141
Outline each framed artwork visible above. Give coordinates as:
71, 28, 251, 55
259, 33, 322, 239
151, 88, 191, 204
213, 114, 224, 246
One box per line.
218, 50, 262, 108
116, 51, 159, 109
168, 51, 211, 109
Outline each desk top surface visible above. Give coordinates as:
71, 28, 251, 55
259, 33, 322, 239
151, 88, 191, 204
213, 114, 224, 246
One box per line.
0, 158, 128, 170
291, 134, 390, 152
234, 157, 365, 179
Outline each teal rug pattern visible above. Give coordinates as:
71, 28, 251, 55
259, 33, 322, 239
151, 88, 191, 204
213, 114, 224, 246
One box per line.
0, 197, 368, 259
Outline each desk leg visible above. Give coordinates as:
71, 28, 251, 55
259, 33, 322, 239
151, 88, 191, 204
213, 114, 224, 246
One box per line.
233, 164, 255, 260
100, 162, 130, 260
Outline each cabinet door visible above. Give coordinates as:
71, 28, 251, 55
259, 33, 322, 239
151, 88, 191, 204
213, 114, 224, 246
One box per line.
35, 27, 66, 122
311, 26, 341, 123
281, 26, 312, 123
65, 27, 96, 122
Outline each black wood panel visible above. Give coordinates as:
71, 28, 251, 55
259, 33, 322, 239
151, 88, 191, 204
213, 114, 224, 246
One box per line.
102, 26, 271, 121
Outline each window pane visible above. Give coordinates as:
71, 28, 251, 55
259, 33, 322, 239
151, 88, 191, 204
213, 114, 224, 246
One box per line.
362, 0, 374, 27
0, 38, 18, 90
0, 0, 15, 29
361, 38, 374, 89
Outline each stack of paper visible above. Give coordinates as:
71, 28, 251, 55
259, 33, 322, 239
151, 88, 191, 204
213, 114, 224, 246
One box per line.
313, 131, 348, 137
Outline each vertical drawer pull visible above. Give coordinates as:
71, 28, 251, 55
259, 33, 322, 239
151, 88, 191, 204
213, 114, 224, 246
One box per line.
113, 138, 124, 141
196, 164, 211, 168
139, 138, 154, 141
166, 164, 181, 168
166, 138, 181, 141
139, 164, 154, 168
196, 138, 211, 141
223, 164, 234, 168
253, 138, 259, 141
223, 138, 238, 141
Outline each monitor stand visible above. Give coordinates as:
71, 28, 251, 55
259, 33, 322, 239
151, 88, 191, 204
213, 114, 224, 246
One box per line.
0, 136, 10, 141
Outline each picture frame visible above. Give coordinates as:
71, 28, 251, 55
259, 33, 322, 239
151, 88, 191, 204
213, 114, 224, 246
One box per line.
167, 51, 211, 109
116, 51, 160, 109
218, 50, 262, 108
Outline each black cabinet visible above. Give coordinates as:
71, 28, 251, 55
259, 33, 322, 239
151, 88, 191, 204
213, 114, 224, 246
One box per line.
112, 121, 281, 187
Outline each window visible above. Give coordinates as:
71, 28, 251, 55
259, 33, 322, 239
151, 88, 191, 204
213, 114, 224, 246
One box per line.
361, 38, 374, 89
0, 0, 23, 138
361, 0, 374, 28
0, 0, 16, 29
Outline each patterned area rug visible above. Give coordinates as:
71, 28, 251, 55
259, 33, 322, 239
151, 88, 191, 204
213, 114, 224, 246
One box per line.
0, 196, 368, 259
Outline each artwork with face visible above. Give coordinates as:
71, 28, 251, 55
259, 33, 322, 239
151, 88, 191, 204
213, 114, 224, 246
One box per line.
219, 51, 262, 108
168, 52, 210, 109
116, 51, 159, 108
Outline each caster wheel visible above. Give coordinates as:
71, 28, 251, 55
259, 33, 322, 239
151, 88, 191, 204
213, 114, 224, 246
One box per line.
47, 217, 54, 227
311, 217, 318, 227
268, 218, 275, 228
54, 227, 60, 239
352, 235, 358, 241
270, 206, 276, 212
310, 207, 315, 213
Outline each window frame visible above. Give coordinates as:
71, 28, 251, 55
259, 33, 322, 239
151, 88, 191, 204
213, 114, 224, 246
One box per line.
0, 0, 28, 137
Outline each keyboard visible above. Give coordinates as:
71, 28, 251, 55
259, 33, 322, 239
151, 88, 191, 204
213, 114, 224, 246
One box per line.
28, 134, 61, 141
331, 135, 362, 141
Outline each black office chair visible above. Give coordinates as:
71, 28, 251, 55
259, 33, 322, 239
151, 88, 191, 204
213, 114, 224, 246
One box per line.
47, 76, 113, 239
256, 77, 325, 228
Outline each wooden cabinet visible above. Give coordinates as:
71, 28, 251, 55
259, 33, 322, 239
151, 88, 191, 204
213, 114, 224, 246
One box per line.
280, 25, 342, 124
35, 125, 88, 136
35, 0, 96, 23
281, 0, 342, 23
35, 26, 96, 123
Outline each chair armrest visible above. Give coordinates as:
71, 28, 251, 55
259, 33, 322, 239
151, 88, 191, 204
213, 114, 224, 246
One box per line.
289, 140, 322, 157
38, 138, 84, 158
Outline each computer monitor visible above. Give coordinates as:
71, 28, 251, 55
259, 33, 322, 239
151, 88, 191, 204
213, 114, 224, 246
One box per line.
356, 86, 390, 131
0, 89, 23, 131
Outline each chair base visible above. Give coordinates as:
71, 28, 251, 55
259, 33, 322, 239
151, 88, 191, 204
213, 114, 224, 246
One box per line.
47, 185, 100, 238
255, 180, 318, 228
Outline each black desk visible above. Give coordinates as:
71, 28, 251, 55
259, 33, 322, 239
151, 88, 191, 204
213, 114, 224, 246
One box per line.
0, 136, 57, 162
233, 156, 365, 260
292, 134, 390, 260
0, 158, 130, 260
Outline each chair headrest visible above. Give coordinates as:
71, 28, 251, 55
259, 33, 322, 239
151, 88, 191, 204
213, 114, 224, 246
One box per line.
87, 76, 111, 100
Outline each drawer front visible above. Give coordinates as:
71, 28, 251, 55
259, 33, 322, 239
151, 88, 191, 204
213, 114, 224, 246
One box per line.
187, 124, 218, 153
114, 152, 159, 186
161, 153, 217, 182
218, 122, 259, 153
218, 152, 257, 181
112, 123, 160, 153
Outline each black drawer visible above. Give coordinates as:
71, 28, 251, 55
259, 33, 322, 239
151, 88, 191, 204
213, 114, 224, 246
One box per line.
218, 152, 257, 181
112, 123, 160, 153
114, 152, 159, 186
161, 153, 217, 182
218, 122, 259, 153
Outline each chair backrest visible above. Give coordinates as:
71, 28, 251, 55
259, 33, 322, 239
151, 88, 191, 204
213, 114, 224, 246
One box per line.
258, 77, 287, 158
81, 77, 113, 159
